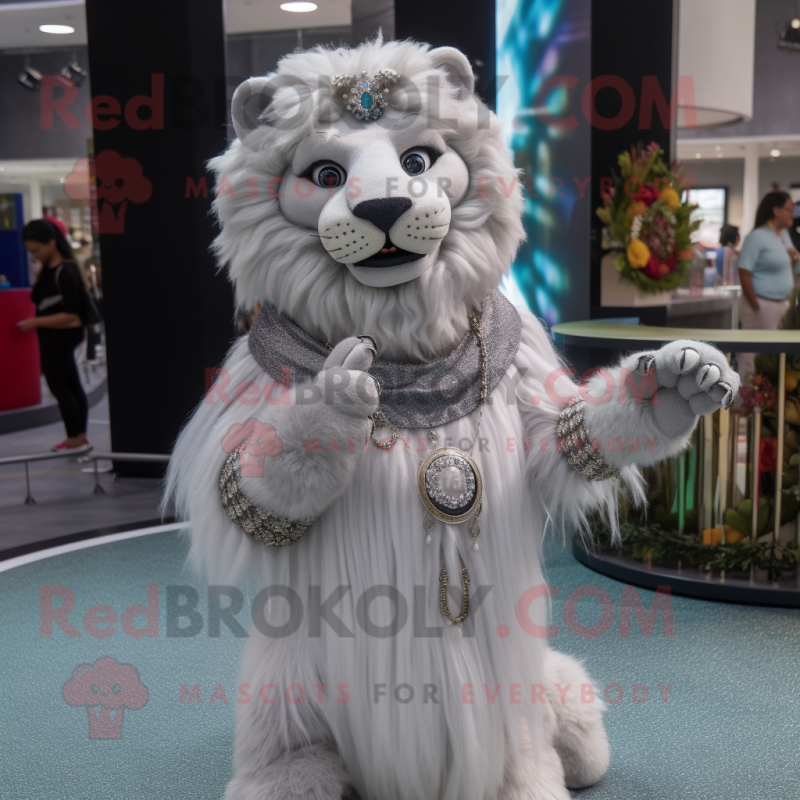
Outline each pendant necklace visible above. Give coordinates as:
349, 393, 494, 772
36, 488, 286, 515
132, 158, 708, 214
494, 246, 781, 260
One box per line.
369, 311, 488, 635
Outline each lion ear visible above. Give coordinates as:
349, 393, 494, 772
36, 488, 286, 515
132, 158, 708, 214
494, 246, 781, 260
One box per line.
428, 47, 475, 98
231, 77, 275, 140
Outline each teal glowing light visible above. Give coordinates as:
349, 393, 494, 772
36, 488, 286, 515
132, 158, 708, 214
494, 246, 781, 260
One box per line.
497, 0, 589, 328
533, 250, 566, 292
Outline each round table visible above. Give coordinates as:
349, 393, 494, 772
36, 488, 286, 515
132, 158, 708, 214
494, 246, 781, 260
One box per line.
551, 320, 800, 354
552, 321, 800, 606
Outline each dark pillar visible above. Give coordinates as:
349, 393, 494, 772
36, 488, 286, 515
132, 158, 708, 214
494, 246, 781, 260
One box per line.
590, 0, 679, 318
84, 0, 234, 472
395, 0, 496, 109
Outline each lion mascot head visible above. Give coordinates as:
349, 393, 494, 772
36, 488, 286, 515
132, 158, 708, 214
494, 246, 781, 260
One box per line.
210, 35, 525, 361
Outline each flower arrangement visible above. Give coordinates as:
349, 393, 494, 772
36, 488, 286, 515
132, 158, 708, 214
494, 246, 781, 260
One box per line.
738, 373, 778, 412
596, 142, 699, 293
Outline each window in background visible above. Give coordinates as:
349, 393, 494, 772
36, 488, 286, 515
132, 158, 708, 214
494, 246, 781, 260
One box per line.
228, 27, 353, 83
225, 0, 354, 140
686, 187, 728, 247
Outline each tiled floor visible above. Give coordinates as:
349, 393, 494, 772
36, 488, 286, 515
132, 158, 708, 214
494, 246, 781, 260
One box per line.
1, 527, 797, 800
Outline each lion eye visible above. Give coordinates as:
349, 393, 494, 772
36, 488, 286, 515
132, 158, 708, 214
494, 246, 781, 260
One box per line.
311, 163, 346, 188
401, 150, 431, 176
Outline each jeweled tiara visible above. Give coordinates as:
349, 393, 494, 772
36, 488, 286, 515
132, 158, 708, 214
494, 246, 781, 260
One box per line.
331, 68, 399, 121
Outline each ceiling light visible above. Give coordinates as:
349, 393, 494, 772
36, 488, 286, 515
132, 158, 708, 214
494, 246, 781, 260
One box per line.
695, 153, 702, 159
280, 2, 317, 11
679, 2, 755, 127
715, 145, 721, 151
18, 66, 42, 91
771, 149, 781, 157
793, 18, 800, 29
40, 24, 75, 34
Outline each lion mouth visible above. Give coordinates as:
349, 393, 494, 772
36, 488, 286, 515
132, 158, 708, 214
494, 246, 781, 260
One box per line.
353, 237, 425, 268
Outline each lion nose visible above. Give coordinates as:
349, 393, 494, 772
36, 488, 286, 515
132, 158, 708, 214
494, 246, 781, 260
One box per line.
352, 198, 412, 233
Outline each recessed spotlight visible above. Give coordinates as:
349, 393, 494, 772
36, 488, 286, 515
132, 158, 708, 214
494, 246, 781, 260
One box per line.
280, 2, 317, 11
17, 66, 42, 91
695, 153, 702, 159
40, 24, 75, 34
778, 18, 800, 49
61, 62, 87, 86
771, 149, 781, 157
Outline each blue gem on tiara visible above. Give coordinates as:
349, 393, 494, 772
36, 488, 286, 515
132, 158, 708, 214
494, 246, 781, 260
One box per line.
332, 68, 399, 121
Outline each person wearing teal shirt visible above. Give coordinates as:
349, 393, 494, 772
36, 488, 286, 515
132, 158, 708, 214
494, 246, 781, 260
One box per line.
737, 191, 800, 379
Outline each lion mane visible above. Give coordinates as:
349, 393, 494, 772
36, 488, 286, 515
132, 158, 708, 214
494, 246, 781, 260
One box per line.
209, 35, 525, 361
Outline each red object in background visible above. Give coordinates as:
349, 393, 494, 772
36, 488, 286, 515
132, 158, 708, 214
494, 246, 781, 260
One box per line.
759, 437, 778, 473
0, 289, 41, 411
42, 215, 68, 236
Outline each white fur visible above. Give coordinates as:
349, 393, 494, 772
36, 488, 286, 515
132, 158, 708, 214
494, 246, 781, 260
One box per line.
167, 308, 624, 800
209, 36, 524, 362
500, 649, 609, 800
166, 36, 736, 800
582, 339, 739, 473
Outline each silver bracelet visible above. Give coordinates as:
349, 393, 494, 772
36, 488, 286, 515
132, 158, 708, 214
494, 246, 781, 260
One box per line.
219, 443, 316, 546
556, 397, 620, 482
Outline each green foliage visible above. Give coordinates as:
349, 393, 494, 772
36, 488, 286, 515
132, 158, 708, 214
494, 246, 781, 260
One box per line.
726, 497, 769, 539
591, 516, 800, 581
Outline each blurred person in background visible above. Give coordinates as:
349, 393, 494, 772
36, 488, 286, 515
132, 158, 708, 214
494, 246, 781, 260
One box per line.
71, 231, 94, 291
72, 231, 103, 360
789, 200, 800, 249
715, 223, 740, 285
16, 219, 90, 451
790, 200, 800, 287
737, 192, 800, 379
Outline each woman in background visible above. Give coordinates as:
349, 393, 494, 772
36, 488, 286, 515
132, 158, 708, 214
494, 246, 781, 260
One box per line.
715, 223, 740, 285
16, 219, 90, 451
737, 192, 800, 380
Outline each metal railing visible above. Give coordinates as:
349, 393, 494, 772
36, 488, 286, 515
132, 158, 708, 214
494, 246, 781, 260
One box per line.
80, 452, 171, 495
0, 447, 170, 504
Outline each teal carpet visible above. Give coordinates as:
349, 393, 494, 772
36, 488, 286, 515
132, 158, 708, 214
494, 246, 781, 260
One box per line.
0, 529, 797, 800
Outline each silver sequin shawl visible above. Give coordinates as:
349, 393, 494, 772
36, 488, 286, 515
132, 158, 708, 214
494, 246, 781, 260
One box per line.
248, 291, 522, 428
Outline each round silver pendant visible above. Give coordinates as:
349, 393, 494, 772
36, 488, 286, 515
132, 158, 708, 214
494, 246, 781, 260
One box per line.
417, 447, 482, 524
